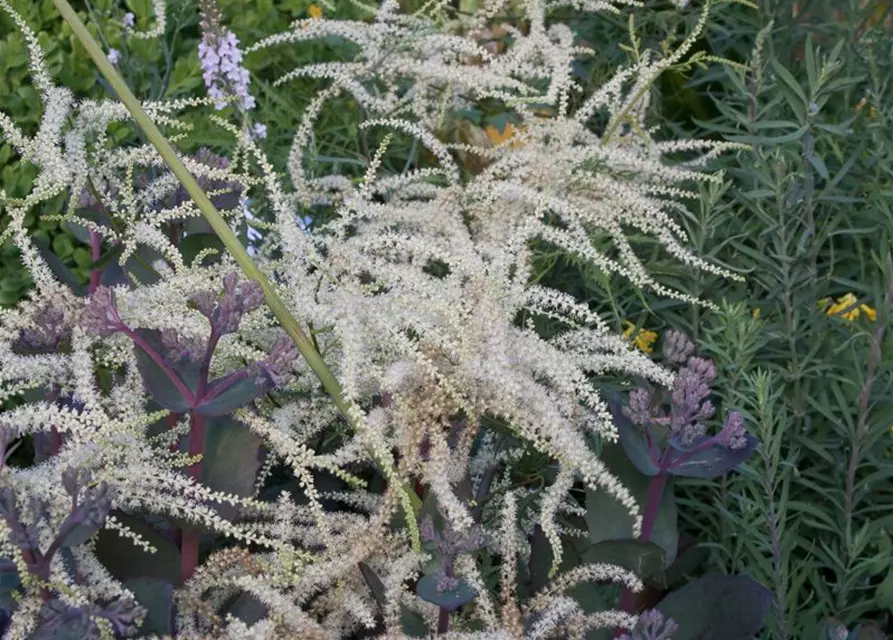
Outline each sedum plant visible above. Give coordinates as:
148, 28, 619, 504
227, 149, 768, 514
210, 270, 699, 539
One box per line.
0, 0, 771, 637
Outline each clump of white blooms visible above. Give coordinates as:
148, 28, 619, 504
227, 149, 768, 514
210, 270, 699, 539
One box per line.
0, 0, 742, 636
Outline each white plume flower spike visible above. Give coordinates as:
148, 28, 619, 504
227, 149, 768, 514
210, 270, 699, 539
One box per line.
0, 0, 746, 634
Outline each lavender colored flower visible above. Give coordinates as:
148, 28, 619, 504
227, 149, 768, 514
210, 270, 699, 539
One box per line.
107, 49, 120, 65
252, 123, 267, 140
665, 357, 716, 445
662, 329, 694, 364
198, 6, 256, 112
618, 608, 678, 640
122, 12, 135, 28
80, 287, 124, 337
717, 411, 748, 450
623, 387, 653, 426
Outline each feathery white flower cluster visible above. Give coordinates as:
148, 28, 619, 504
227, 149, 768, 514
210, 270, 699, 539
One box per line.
0, 0, 741, 636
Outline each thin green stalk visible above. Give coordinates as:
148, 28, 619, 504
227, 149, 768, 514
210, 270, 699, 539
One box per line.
52, 0, 421, 549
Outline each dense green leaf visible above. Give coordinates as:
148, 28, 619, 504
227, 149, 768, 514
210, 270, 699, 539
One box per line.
0, 560, 20, 595
400, 607, 429, 637
201, 415, 264, 520
60, 520, 102, 548
94, 513, 181, 584
227, 592, 268, 627
610, 399, 660, 477
125, 578, 173, 635
655, 574, 772, 640
528, 525, 554, 593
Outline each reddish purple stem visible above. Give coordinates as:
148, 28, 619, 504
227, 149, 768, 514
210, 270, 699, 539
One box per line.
180, 330, 217, 583
122, 326, 196, 405
614, 447, 673, 636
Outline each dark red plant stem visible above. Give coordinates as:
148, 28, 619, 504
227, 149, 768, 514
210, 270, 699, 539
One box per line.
122, 326, 195, 404
436, 607, 450, 634
614, 469, 670, 636
414, 479, 425, 501
180, 324, 218, 584
639, 472, 669, 542
88, 230, 102, 295
180, 410, 206, 583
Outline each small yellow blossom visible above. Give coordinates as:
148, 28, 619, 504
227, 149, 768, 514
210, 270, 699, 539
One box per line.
855, 96, 878, 121
752, 308, 761, 320
823, 293, 876, 322
623, 321, 658, 354
308, 4, 323, 19
485, 122, 527, 148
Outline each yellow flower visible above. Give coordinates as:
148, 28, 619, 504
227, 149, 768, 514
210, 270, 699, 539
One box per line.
752, 308, 761, 320
823, 293, 876, 322
308, 4, 323, 19
623, 321, 658, 354
485, 122, 527, 148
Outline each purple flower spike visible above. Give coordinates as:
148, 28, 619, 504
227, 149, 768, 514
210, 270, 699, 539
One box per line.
198, 2, 256, 111
666, 357, 716, 445
623, 387, 654, 427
